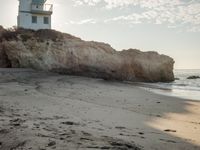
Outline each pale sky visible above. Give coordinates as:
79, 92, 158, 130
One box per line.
0, 0, 200, 69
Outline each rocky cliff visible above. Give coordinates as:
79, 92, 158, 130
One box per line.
0, 26, 174, 82
0, 26, 11, 68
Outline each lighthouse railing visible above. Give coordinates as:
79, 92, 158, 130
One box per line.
31, 3, 53, 14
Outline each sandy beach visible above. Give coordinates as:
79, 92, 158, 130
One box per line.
0, 68, 200, 150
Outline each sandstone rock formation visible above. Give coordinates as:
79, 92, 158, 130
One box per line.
0, 26, 11, 68
0, 27, 174, 82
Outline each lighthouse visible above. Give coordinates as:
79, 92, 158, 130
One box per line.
17, 0, 53, 30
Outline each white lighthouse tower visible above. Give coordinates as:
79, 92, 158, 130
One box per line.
17, 0, 53, 30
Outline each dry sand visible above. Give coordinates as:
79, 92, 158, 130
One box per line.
0, 68, 199, 150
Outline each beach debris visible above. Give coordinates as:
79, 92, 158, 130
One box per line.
164, 129, 176, 132
138, 132, 144, 135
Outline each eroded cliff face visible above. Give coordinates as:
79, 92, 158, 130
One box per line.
0, 27, 174, 82
0, 26, 11, 68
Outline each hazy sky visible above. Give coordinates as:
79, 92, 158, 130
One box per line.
0, 0, 200, 69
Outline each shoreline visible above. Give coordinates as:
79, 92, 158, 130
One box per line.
0, 68, 200, 150
143, 87, 200, 102
134, 82, 200, 101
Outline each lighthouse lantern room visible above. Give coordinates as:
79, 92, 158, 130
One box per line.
18, 0, 53, 30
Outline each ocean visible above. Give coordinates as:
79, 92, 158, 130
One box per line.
140, 69, 200, 101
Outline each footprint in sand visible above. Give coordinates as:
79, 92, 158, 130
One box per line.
81, 131, 92, 136
115, 126, 126, 130
160, 138, 176, 143
61, 121, 79, 126
47, 141, 56, 147
0, 129, 9, 134
80, 137, 93, 141
10, 118, 25, 127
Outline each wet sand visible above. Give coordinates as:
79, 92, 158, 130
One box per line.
0, 68, 200, 150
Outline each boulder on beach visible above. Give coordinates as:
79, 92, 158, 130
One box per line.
0, 27, 175, 82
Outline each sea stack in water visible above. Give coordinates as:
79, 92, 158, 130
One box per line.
187, 76, 200, 79
0, 27, 174, 82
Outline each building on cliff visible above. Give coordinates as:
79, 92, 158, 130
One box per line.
17, 0, 53, 30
